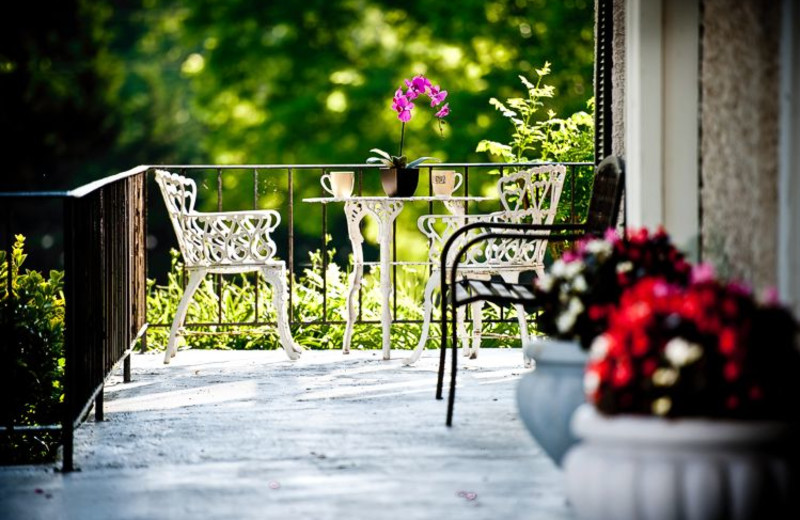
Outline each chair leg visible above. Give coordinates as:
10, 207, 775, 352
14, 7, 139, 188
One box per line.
436, 277, 450, 401
467, 300, 484, 359
261, 265, 302, 361
164, 270, 205, 364
447, 297, 459, 426
404, 274, 438, 366
500, 271, 533, 368
456, 304, 469, 353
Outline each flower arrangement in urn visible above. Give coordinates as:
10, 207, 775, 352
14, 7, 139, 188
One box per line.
564, 266, 800, 520
533, 227, 692, 350
585, 273, 800, 420
557, 233, 800, 520
367, 75, 450, 196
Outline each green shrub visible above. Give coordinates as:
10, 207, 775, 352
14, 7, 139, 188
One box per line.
0, 235, 65, 464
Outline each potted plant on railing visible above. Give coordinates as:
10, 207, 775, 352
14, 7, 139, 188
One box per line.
367, 75, 450, 197
517, 227, 692, 466
564, 274, 800, 520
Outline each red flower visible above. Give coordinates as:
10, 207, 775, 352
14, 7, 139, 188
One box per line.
723, 361, 741, 382
718, 327, 737, 356
611, 358, 634, 387
589, 274, 800, 420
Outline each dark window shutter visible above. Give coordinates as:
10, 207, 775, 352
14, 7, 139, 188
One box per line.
594, 0, 614, 164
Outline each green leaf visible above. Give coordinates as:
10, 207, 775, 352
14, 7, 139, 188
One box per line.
407, 156, 440, 168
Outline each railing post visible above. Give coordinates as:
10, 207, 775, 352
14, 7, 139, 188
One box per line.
61, 197, 76, 473
1, 205, 13, 438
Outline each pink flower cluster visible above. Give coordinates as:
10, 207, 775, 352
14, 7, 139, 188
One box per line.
533, 227, 692, 350
585, 275, 800, 420
391, 75, 450, 122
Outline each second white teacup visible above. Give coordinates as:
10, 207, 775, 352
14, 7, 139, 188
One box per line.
321, 171, 355, 198
431, 169, 463, 197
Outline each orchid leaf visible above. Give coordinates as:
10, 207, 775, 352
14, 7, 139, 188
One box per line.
369, 148, 392, 161
407, 156, 440, 168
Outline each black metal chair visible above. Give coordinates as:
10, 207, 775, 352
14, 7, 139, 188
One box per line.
437, 155, 626, 426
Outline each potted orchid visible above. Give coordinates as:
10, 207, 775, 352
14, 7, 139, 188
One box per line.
367, 75, 450, 197
565, 273, 800, 520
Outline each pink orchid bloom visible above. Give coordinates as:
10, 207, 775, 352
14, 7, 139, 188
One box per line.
392, 92, 414, 122
429, 85, 448, 106
434, 103, 450, 118
405, 75, 431, 99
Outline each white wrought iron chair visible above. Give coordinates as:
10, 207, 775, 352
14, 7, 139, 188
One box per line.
404, 164, 567, 366
154, 169, 302, 363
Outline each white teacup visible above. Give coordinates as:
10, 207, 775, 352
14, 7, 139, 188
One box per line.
431, 169, 463, 197
321, 171, 355, 198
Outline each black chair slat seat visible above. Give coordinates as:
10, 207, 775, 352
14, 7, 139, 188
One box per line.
454, 279, 537, 307
438, 155, 626, 426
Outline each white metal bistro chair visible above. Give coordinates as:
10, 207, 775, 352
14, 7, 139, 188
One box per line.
154, 169, 302, 363
404, 164, 567, 366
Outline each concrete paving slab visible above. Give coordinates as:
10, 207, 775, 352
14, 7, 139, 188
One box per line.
0, 348, 575, 520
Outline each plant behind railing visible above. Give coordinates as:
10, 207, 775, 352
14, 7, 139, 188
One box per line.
0, 235, 65, 464
476, 62, 595, 226
146, 247, 521, 352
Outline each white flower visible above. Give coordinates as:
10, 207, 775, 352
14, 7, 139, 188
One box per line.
616, 261, 634, 274
567, 296, 584, 316
664, 337, 703, 367
652, 397, 672, 416
556, 297, 584, 334
565, 261, 583, 279
584, 370, 601, 394
556, 311, 576, 334
572, 275, 588, 293
589, 334, 610, 361
550, 260, 566, 278
585, 239, 613, 258
652, 368, 679, 386
537, 274, 554, 293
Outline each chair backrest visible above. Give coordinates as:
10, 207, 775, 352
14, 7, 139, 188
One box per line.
497, 164, 567, 217
418, 164, 567, 269
154, 169, 282, 268
154, 169, 197, 262
488, 164, 567, 266
584, 155, 625, 236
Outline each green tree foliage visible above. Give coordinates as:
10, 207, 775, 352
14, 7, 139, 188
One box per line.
0, 1, 123, 189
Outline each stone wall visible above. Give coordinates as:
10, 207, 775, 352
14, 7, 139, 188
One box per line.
611, 0, 625, 157
700, 0, 780, 290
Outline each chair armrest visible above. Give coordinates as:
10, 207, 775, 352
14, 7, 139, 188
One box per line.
187, 209, 281, 230
440, 221, 587, 300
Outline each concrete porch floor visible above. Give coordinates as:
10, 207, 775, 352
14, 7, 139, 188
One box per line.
0, 348, 574, 520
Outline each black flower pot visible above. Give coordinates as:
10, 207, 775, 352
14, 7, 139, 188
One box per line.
380, 168, 419, 197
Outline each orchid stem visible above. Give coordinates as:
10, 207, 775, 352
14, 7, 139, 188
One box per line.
399, 122, 405, 158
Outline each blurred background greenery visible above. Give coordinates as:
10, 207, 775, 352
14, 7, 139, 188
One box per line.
1, 0, 594, 274
1, 0, 593, 189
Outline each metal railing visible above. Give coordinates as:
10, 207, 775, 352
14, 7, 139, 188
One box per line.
1, 166, 147, 471
0, 161, 591, 470
146, 162, 593, 335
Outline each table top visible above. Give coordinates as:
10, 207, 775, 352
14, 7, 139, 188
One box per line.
303, 195, 493, 203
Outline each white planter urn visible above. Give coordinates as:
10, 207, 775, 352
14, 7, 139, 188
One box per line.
516, 338, 587, 467
564, 404, 799, 520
